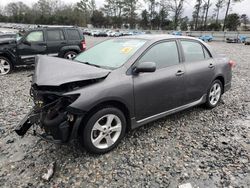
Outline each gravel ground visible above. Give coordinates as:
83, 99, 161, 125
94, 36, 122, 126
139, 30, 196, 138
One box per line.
0, 40, 250, 188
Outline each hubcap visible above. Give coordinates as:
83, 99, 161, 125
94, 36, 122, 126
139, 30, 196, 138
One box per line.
209, 83, 221, 106
66, 53, 76, 59
91, 114, 122, 149
0, 59, 11, 75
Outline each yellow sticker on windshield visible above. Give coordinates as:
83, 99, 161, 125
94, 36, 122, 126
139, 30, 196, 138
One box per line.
121, 47, 133, 54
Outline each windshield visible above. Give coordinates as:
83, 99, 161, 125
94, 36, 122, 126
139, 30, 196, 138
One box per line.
74, 39, 146, 69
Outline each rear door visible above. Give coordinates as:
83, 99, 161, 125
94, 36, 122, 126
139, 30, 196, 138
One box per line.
17, 30, 47, 64
45, 28, 66, 57
133, 40, 186, 121
179, 40, 216, 104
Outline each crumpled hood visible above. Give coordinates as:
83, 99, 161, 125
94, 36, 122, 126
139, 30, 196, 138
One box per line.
33, 55, 111, 86
0, 38, 16, 45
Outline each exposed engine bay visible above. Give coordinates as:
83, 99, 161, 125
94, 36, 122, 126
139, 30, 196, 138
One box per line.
15, 79, 104, 143
15, 55, 110, 143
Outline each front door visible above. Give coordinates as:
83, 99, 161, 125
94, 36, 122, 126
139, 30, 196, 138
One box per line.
17, 30, 47, 64
133, 40, 186, 121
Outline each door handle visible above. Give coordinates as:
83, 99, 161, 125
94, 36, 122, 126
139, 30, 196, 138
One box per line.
176, 70, 185, 76
61, 42, 67, 44
208, 63, 215, 68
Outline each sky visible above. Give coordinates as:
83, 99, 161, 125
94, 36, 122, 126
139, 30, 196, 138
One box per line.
1, 0, 250, 19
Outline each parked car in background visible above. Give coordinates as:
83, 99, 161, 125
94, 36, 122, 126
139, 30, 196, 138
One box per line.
0, 33, 20, 39
0, 26, 86, 75
226, 35, 246, 43
199, 35, 213, 42
238, 35, 247, 43
171, 31, 182, 36
94, 30, 108, 37
244, 37, 250, 45
16, 35, 234, 154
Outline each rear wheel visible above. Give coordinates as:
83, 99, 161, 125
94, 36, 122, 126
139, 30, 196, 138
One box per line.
0, 56, 13, 75
80, 107, 126, 154
205, 80, 223, 108
64, 51, 77, 60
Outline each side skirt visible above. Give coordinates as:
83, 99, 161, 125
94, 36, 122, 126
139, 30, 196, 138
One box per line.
131, 94, 207, 129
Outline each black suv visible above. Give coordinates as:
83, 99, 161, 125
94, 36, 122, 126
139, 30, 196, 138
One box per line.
0, 27, 86, 75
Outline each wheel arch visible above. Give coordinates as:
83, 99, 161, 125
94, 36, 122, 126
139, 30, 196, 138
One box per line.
79, 100, 132, 135
59, 46, 81, 57
0, 52, 14, 64
214, 75, 225, 93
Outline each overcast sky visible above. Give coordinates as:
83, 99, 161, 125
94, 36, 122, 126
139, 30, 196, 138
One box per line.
1, 0, 250, 19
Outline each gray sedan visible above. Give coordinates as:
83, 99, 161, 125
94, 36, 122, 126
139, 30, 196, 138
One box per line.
15, 35, 235, 154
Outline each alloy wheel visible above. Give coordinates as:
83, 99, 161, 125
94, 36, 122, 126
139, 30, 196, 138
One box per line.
65, 52, 77, 59
91, 114, 122, 149
209, 83, 221, 106
0, 58, 11, 75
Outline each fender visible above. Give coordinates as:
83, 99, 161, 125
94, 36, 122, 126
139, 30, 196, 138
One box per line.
0, 48, 18, 66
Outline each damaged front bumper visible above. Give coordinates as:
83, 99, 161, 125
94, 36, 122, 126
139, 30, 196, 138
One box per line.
15, 88, 84, 144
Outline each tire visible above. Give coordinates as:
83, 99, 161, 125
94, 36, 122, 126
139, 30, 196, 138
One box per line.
63, 51, 77, 60
205, 80, 223, 109
80, 107, 127, 154
0, 56, 13, 75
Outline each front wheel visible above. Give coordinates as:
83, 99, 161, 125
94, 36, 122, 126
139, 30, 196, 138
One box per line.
205, 80, 223, 108
0, 56, 13, 75
80, 107, 127, 154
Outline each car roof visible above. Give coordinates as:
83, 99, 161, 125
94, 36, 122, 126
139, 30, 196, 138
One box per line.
121, 34, 201, 42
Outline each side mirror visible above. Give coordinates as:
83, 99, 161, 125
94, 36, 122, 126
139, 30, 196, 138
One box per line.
22, 39, 31, 45
133, 62, 156, 74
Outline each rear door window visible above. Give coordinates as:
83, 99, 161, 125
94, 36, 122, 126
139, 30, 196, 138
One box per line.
47, 29, 65, 41
138, 41, 180, 69
67, 29, 80, 40
181, 41, 205, 62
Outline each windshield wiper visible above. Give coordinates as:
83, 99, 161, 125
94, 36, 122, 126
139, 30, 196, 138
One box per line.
75, 60, 101, 68
82, 62, 101, 68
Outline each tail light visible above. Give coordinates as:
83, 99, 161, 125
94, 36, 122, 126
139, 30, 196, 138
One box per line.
81, 40, 86, 51
228, 60, 236, 68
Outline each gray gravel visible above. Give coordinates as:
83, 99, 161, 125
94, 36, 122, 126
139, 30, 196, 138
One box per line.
0, 40, 250, 188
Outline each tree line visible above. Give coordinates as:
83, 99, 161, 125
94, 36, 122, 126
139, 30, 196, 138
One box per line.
0, 0, 249, 31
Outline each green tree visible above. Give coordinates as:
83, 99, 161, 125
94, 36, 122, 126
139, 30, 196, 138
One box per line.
241, 14, 249, 31
145, 0, 158, 29
180, 16, 188, 30
214, 0, 224, 24
158, 0, 169, 29
123, 0, 138, 29
193, 0, 202, 30
77, 0, 92, 26
224, 13, 240, 31
5, 2, 30, 23
91, 10, 106, 27
167, 0, 185, 30
203, 0, 212, 30
140, 9, 149, 29
223, 0, 243, 31
207, 23, 221, 31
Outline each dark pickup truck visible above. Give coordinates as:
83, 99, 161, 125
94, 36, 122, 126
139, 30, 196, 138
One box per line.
0, 27, 86, 75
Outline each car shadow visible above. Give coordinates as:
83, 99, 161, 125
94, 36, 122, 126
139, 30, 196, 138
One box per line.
13, 65, 34, 73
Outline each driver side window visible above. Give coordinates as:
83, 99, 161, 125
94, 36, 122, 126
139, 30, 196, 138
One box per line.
26, 31, 44, 42
138, 41, 180, 69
